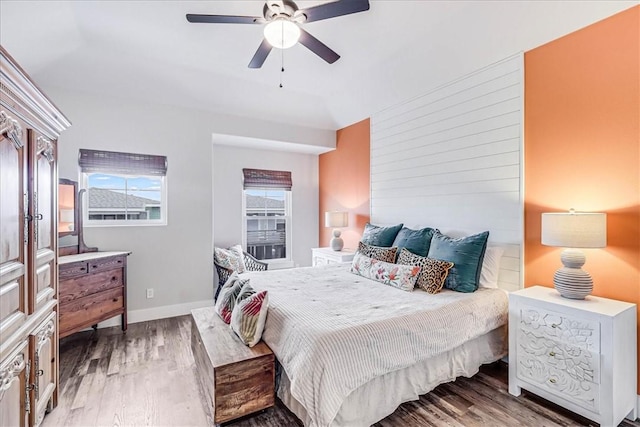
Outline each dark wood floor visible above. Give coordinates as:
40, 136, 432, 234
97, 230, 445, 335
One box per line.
44, 315, 639, 427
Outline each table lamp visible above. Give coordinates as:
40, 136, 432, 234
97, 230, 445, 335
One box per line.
325, 211, 348, 251
541, 209, 606, 299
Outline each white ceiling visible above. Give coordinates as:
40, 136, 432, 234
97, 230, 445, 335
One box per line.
1, 1, 636, 131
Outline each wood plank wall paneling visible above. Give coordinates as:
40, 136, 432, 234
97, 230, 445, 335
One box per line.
371, 54, 523, 292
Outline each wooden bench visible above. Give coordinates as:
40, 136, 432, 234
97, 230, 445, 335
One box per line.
191, 307, 275, 424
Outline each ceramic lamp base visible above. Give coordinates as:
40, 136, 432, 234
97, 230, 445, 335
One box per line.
553, 248, 593, 299
330, 229, 344, 251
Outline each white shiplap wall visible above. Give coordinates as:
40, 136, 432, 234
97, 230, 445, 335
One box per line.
371, 54, 523, 292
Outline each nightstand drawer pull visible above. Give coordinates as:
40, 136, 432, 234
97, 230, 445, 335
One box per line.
551, 324, 558, 328
549, 351, 556, 357
549, 378, 557, 384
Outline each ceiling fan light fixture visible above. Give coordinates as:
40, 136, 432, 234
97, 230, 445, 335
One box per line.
264, 18, 300, 49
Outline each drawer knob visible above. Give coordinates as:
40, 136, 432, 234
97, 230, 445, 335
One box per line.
118, 260, 122, 263
549, 351, 556, 357
549, 378, 557, 384
112, 298, 118, 302
551, 324, 558, 328
111, 276, 117, 281
80, 267, 86, 271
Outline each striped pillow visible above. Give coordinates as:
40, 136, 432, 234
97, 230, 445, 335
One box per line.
230, 282, 269, 347
214, 273, 246, 324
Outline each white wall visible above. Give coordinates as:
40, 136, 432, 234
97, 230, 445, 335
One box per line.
50, 87, 328, 322
370, 54, 523, 292
212, 145, 319, 269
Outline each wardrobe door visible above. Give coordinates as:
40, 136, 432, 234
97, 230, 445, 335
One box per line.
28, 131, 57, 314
29, 313, 56, 427
0, 340, 29, 427
0, 112, 28, 343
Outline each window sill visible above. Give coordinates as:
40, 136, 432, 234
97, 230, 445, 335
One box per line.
266, 260, 295, 270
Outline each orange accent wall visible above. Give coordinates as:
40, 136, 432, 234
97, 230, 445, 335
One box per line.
319, 118, 370, 249
524, 5, 639, 391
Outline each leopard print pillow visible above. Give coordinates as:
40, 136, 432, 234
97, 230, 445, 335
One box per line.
357, 241, 398, 263
396, 248, 454, 294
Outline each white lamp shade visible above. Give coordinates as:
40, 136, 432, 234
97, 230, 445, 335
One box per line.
541, 212, 607, 248
263, 19, 300, 49
325, 211, 348, 228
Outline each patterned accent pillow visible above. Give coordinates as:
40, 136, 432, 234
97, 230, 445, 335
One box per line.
350, 252, 420, 292
357, 241, 398, 263
214, 273, 246, 323
230, 282, 269, 347
214, 244, 246, 273
396, 248, 454, 294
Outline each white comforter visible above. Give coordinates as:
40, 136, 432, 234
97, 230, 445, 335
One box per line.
244, 263, 509, 427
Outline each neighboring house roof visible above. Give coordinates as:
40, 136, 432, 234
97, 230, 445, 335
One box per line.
88, 188, 159, 209
246, 194, 284, 210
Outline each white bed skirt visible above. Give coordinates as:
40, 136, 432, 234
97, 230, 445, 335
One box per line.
277, 324, 508, 427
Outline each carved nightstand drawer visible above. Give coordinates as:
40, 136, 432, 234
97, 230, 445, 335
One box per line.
516, 328, 600, 411
519, 305, 600, 353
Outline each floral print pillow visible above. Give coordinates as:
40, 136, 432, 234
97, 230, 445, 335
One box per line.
350, 252, 420, 291
214, 244, 246, 273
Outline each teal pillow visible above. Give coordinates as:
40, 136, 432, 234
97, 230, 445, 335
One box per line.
427, 231, 489, 293
361, 223, 403, 247
392, 227, 437, 257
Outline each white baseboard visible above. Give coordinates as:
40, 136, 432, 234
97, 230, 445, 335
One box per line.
96, 299, 214, 329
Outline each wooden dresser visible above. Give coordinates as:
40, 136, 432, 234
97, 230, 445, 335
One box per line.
58, 251, 130, 338
0, 46, 71, 426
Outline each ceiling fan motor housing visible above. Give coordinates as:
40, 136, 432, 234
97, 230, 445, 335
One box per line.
263, 0, 306, 23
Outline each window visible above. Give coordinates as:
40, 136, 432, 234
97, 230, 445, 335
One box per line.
242, 169, 292, 264
79, 149, 167, 226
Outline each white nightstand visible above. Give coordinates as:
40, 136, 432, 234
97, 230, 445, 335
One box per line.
311, 247, 356, 266
508, 286, 637, 426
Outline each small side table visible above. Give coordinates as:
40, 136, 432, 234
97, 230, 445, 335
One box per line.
311, 247, 356, 266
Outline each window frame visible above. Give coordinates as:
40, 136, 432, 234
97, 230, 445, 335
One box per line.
80, 171, 168, 227
241, 187, 293, 268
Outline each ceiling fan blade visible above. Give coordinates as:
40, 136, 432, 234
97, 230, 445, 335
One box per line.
186, 14, 262, 24
301, 0, 370, 23
298, 29, 340, 64
249, 39, 273, 68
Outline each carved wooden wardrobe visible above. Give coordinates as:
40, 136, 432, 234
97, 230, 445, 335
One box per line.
0, 46, 71, 426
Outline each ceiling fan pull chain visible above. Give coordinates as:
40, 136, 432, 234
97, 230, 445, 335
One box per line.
280, 33, 285, 88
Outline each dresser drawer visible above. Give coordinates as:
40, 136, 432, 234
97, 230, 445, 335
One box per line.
519, 305, 600, 353
59, 269, 123, 304
59, 261, 89, 279
88, 256, 126, 274
516, 327, 600, 411
59, 287, 124, 335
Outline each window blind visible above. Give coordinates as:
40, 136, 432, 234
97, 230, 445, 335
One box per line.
243, 168, 292, 190
78, 149, 167, 176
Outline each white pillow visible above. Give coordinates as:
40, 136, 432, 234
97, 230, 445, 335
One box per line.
479, 247, 504, 289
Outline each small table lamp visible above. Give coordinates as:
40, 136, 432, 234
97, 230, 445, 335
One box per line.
325, 211, 348, 251
541, 209, 607, 299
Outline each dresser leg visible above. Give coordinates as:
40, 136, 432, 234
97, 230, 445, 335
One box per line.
121, 313, 128, 334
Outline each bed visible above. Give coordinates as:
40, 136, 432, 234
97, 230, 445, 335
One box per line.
244, 262, 509, 427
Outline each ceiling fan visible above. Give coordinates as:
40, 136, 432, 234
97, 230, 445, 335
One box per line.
186, 0, 370, 69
